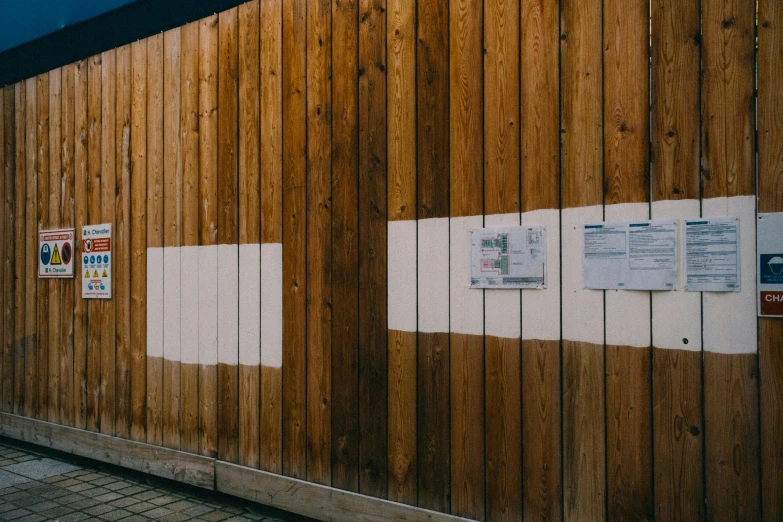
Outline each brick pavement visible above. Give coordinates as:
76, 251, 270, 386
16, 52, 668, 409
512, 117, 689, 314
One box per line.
0, 438, 313, 522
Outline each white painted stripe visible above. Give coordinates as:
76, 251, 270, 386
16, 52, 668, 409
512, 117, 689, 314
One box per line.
198, 245, 218, 366
449, 215, 483, 336
604, 202, 651, 348
484, 213, 521, 339
562, 205, 604, 344
218, 244, 239, 365
418, 218, 450, 333
388, 220, 417, 333
261, 243, 283, 368
180, 246, 199, 365
239, 243, 261, 366
521, 208, 560, 341
651, 199, 701, 351
163, 246, 182, 363
147, 247, 164, 358
702, 195, 757, 354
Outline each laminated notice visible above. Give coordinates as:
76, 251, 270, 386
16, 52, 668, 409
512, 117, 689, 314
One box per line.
470, 226, 546, 289
758, 213, 783, 317
583, 220, 678, 291
684, 217, 740, 292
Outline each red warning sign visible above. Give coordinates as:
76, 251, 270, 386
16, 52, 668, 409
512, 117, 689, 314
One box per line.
760, 291, 783, 316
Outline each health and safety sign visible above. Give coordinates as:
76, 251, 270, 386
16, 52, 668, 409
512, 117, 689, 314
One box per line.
758, 213, 783, 317
39, 228, 75, 278
82, 223, 112, 299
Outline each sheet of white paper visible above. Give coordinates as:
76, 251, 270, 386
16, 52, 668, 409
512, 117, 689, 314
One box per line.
583, 220, 678, 291
470, 225, 546, 289
684, 217, 740, 292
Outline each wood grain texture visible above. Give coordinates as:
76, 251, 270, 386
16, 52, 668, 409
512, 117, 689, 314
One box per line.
260, 0, 283, 474
13, 82, 25, 416
281, 0, 306, 481
146, 34, 164, 447
198, 14, 218, 459
331, 0, 360, 493
560, 0, 605, 519
358, 0, 388, 499
130, 40, 147, 443
86, 56, 101, 432
238, 1, 260, 469
701, 0, 759, 520
60, 65, 75, 428
306, 0, 332, 487
217, 8, 239, 464
100, 49, 116, 436
416, 0, 450, 512
2, 87, 15, 414
47, 69, 62, 425
758, 1, 783, 519
0, 91, 4, 407
36, 73, 50, 422
25, 77, 38, 420
73, 62, 88, 429
386, 0, 416, 505
180, 20, 200, 455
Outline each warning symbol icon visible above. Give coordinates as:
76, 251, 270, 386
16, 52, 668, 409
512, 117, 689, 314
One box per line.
102, 269, 107, 277
85, 270, 90, 278
51, 244, 62, 265
93, 270, 99, 278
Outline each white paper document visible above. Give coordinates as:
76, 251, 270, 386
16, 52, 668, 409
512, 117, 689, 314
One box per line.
583, 220, 678, 291
470, 226, 546, 289
684, 217, 740, 292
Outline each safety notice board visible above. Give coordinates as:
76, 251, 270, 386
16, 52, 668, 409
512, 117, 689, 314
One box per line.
39, 228, 75, 278
82, 223, 112, 299
758, 213, 783, 317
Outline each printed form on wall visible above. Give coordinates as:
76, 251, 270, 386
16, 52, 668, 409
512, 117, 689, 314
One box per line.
470, 225, 547, 289
684, 217, 740, 292
39, 228, 75, 278
82, 223, 113, 299
758, 213, 783, 317
583, 220, 678, 291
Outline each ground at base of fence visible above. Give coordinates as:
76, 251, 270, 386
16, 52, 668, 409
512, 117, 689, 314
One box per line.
0, 438, 313, 522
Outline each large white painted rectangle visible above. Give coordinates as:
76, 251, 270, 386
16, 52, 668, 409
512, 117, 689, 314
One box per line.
684, 217, 740, 292
758, 212, 783, 318
470, 225, 546, 289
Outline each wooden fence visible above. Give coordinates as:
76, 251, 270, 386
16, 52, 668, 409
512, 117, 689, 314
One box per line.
0, 0, 781, 520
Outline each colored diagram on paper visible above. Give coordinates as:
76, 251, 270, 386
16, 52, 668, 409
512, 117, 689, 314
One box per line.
470, 226, 547, 289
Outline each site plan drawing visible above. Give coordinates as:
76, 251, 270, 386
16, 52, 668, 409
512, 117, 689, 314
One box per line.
470, 226, 546, 289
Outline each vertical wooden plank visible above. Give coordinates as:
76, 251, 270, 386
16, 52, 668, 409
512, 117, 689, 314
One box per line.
86, 55, 101, 432
13, 82, 25, 416
100, 49, 116, 436
2, 86, 15, 414
73, 61, 88, 429
0, 90, 4, 406
306, 0, 332, 487
282, 0, 306, 480
520, 0, 563, 518
180, 20, 200, 455
759, 1, 783, 519
701, 0, 759, 519
130, 41, 148, 442
25, 77, 38, 420
48, 68, 62, 425
146, 34, 164, 447
163, 28, 182, 451
603, 0, 652, 519
449, 0, 484, 518
218, 7, 240, 465
386, 0, 417, 505
484, 0, 522, 517
36, 73, 49, 421
358, 0, 388, 499
198, 13, 219, 459
331, 0, 359, 492
115, 44, 132, 440
560, 0, 605, 518
238, 1, 260, 469
416, 0, 450, 512
260, 0, 283, 474
650, 0, 704, 518
60, 66, 76, 428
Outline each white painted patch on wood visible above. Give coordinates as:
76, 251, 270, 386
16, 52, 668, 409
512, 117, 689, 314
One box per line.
450, 215, 483, 336
484, 213, 521, 339
605, 202, 651, 348
651, 199, 701, 352
388, 220, 417, 333
239, 243, 261, 367
147, 247, 164, 358
163, 246, 181, 363
702, 195, 757, 354
218, 244, 239, 365
261, 243, 283, 369
522, 208, 560, 341
562, 205, 604, 344
418, 218, 450, 333
198, 245, 218, 366
180, 246, 199, 365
